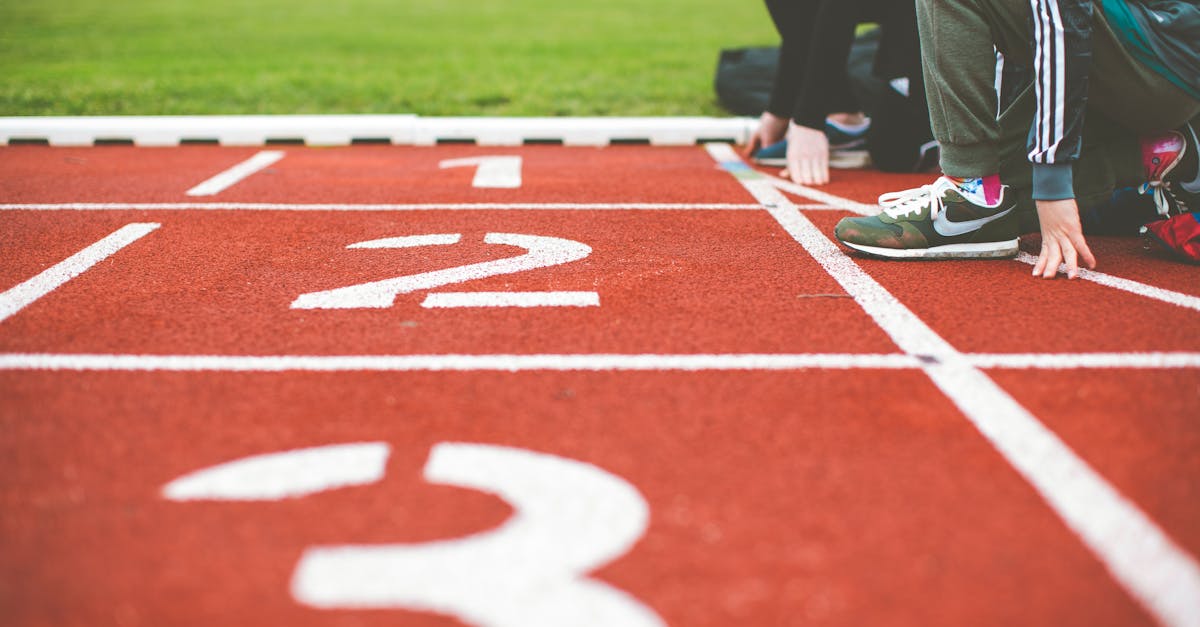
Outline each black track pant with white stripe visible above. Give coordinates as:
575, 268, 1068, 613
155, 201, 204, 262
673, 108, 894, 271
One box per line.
917, 0, 1200, 223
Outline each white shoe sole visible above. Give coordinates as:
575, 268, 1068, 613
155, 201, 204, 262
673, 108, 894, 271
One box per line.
840, 239, 1019, 259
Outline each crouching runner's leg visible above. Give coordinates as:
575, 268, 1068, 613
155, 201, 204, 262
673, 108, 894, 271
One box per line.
834, 0, 1200, 276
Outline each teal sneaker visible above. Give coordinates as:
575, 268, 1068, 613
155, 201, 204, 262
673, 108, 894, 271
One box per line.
834, 176, 1019, 259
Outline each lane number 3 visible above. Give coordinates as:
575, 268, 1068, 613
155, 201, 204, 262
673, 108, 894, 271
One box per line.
164, 442, 665, 627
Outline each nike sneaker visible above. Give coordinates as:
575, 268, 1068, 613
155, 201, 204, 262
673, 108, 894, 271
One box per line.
1138, 128, 1193, 215
1161, 123, 1200, 214
751, 119, 872, 166
751, 139, 788, 166
752, 139, 870, 169
824, 117, 870, 150
834, 176, 1019, 259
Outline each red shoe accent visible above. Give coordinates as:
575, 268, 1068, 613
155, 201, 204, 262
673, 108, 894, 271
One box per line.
1142, 212, 1200, 264
1139, 131, 1188, 215
1141, 131, 1186, 183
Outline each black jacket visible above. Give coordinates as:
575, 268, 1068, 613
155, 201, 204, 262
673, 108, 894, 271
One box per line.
1028, 0, 1200, 200
765, 0, 921, 130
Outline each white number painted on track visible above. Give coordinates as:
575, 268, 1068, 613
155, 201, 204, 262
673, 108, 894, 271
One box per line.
291, 232, 599, 310
163, 442, 390, 501
439, 156, 523, 188
163, 442, 665, 627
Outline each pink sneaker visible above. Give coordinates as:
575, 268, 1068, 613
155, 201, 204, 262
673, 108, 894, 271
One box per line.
1139, 131, 1187, 215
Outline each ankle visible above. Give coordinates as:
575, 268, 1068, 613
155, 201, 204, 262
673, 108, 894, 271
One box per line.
947, 174, 1003, 206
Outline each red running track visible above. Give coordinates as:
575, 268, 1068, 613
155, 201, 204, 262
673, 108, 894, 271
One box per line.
0, 144, 1197, 627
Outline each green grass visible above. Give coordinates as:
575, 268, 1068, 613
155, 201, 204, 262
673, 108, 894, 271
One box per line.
0, 0, 778, 116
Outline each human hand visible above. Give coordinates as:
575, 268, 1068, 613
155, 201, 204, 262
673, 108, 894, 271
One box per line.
1032, 198, 1096, 279
780, 122, 829, 185
744, 111, 789, 158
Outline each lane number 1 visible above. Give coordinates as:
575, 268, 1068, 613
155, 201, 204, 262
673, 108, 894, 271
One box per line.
439, 156, 523, 189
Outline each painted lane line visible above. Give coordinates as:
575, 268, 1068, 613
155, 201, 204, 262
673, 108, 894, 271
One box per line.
164, 442, 390, 501
971, 352, 1200, 369
705, 142, 1200, 627
0, 202, 762, 212
185, 150, 285, 196
422, 291, 599, 309
0, 223, 160, 324
0, 353, 922, 372
439, 156, 523, 188
2, 352, 1199, 372
1015, 252, 1200, 313
758, 172, 878, 215
792, 203, 868, 211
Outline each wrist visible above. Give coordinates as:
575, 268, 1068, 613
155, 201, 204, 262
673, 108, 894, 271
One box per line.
1032, 162, 1075, 200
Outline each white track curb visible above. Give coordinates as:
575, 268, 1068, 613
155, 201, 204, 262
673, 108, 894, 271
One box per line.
0, 115, 756, 147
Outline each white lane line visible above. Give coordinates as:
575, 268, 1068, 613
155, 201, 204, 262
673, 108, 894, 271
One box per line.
1, 352, 1198, 372
792, 203, 867, 211
422, 291, 599, 309
972, 352, 1200, 369
0, 353, 922, 372
0, 202, 761, 211
1015, 252, 1200, 313
0, 223, 160, 324
184, 150, 285, 196
759, 172, 878, 215
706, 142, 1200, 627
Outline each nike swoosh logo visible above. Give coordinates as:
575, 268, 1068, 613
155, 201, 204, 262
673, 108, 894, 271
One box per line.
932, 206, 1014, 237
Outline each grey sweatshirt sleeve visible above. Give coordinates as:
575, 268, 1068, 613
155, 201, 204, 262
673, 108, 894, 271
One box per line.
1026, 0, 1094, 200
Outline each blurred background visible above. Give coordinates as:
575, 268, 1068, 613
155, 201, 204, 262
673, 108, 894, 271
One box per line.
0, 0, 776, 116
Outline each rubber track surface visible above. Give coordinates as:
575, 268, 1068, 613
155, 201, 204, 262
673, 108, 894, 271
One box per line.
0, 145, 1196, 627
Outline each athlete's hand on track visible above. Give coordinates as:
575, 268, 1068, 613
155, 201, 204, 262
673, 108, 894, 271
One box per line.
1032, 198, 1096, 279
779, 122, 829, 186
743, 111, 789, 158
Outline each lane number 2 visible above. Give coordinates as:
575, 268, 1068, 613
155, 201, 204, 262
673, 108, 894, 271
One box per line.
291, 233, 599, 310
164, 441, 665, 627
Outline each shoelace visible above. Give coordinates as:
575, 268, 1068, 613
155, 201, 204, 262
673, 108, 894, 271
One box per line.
1140, 179, 1191, 216
878, 178, 955, 220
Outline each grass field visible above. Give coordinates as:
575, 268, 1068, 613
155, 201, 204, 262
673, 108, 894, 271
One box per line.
0, 0, 778, 117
